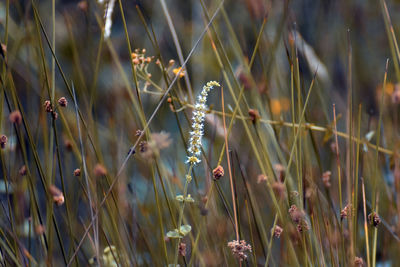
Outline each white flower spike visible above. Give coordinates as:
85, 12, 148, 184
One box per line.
187, 81, 220, 165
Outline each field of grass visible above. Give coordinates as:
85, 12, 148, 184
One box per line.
1, 0, 400, 266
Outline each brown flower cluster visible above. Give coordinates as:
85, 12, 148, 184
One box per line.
289, 205, 309, 232
322, 170, 331, 188
340, 204, 352, 220
368, 212, 381, 227
212, 165, 224, 180
273, 225, 283, 238
227, 240, 252, 262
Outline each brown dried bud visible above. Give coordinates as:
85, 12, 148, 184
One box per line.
58, 97, 67, 107
19, 165, 27, 176
212, 165, 224, 180
93, 163, 107, 177
9, 110, 22, 125
248, 109, 260, 123
0, 135, 7, 149
73, 168, 81, 177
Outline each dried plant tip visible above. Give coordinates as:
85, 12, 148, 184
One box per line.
0, 135, 7, 149
273, 225, 283, 238
73, 168, 81, 176
49, 185, 64, 206
368, 212, 381, 227
9, 110, 22, 125
227, 240, 252, 262
341, 204, 351, 220
178, 242, 186, 257
212, 165, 224, 180
58, 97, 68, 107
93, 164, 107, 177
322, 170, 332, 187
19, 165, 27, 176
257, 174, 268, 183
248, 108, 260, 123
168, 59, 175, 67
354, 256, 364, 266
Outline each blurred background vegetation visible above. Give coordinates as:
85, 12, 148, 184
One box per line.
1, 0, 400, 266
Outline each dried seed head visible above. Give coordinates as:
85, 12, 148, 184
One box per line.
135, 129, 142, 136
93, 164, 107, 177
341, 204, 351, 220
44, 100, 53, 112
49, 185, 64, 206
212, 165, 224, 180
64, 139, 73, 151
77, 1, 88, 12
51, 111, 58, 120
272, 182, 286, 200
273, 225, 283, 238
257, 174, 268, 184
73, 168, 81, 177
322, 170, 332, 187
368, 212, 381, 227
354, 256, 364, 267
248, 108, 260, 123
35, 224, 45, 235
139, 141, 148, 153
9, 110, 22, 125
0, 135, 7, 149
392, 83, 400, 104
178, 242, 187, 257
19, 165, 27, 176
227, 240, 252, 262
58, 97, 68, 107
